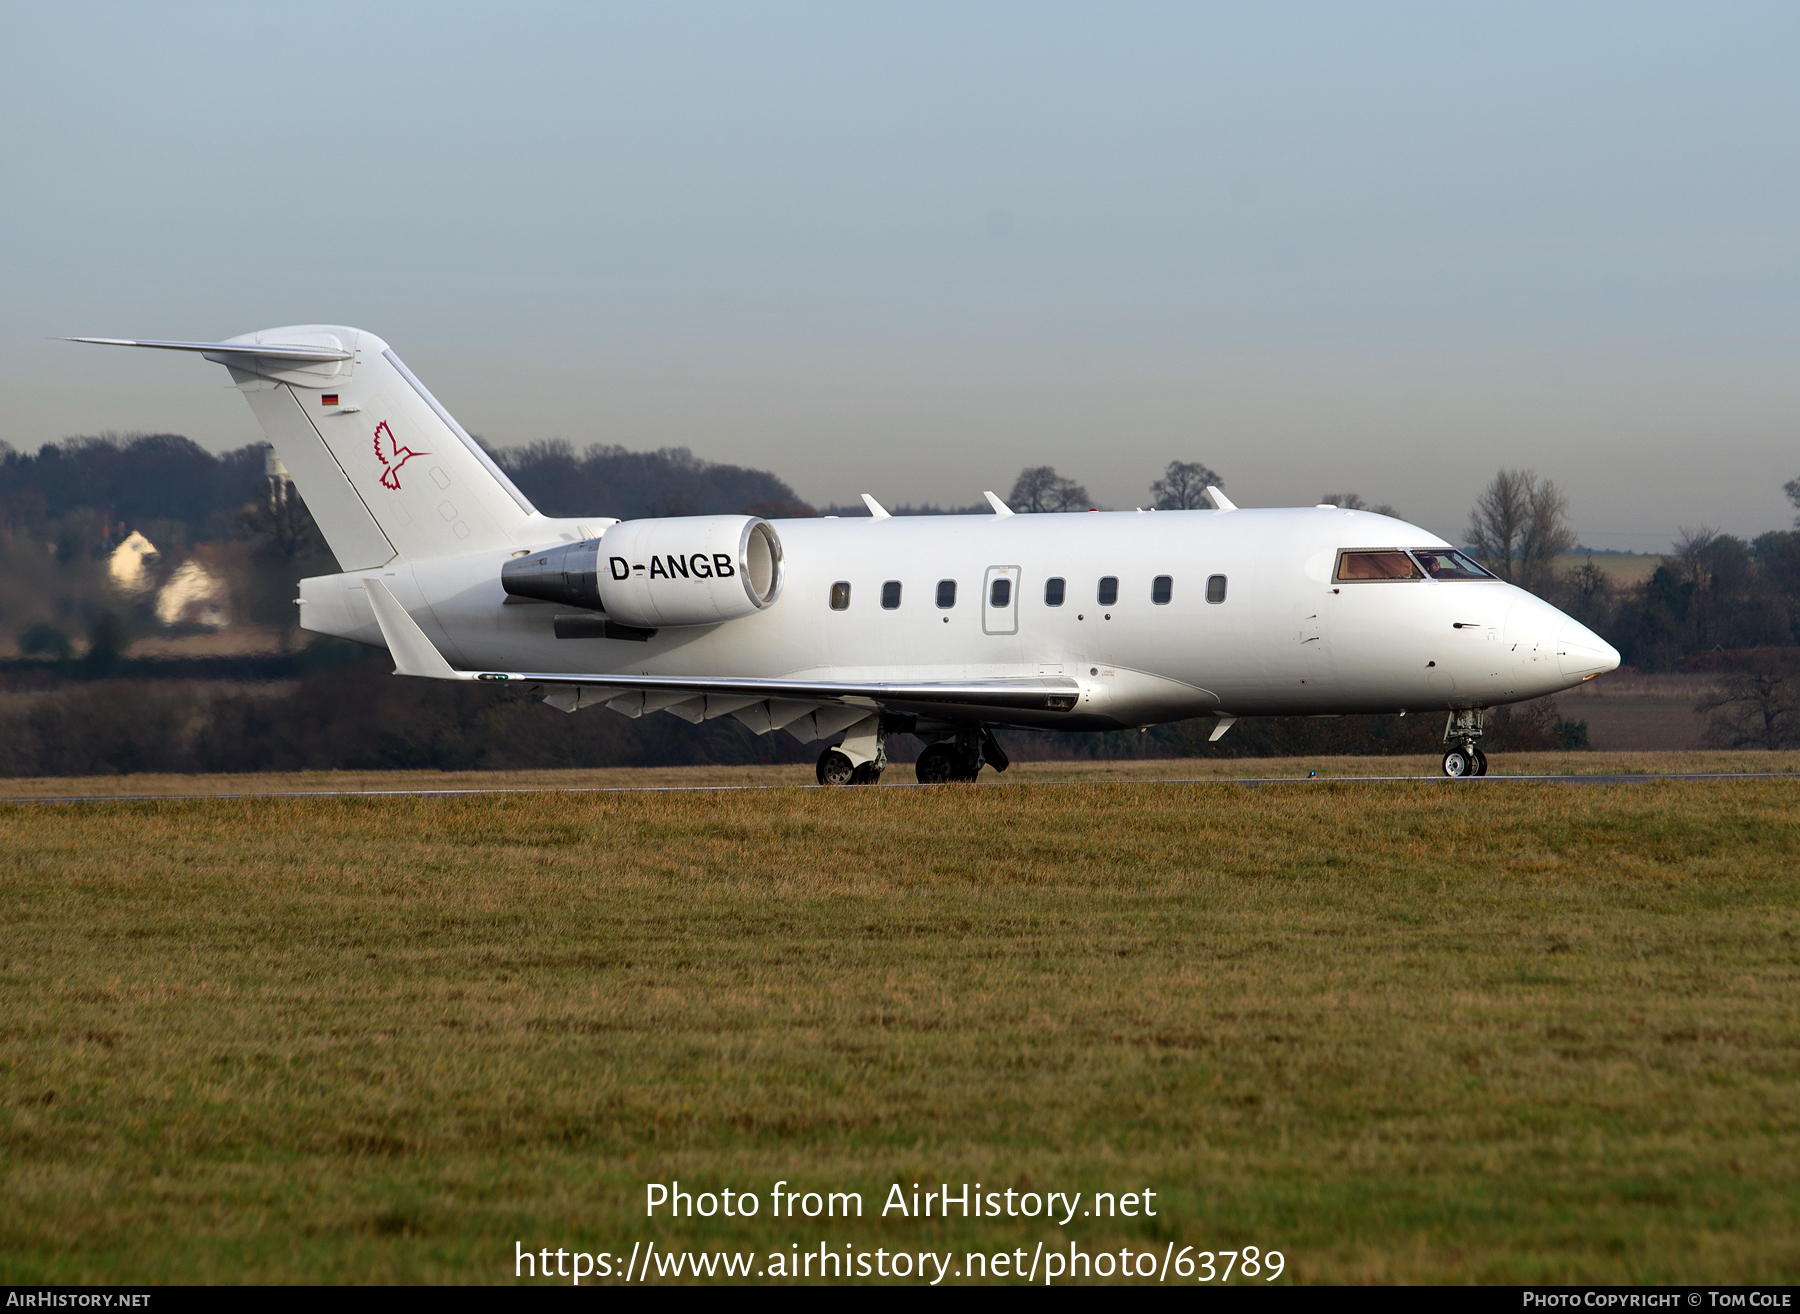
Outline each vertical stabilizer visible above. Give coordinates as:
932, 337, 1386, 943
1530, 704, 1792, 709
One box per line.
218, 325, 539, 566
70, 327, 544, 568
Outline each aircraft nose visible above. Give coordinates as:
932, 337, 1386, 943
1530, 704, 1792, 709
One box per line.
1557, 618, 1620, 681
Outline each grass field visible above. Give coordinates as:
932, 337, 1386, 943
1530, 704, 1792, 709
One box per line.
3, 769, 1797, 1284
1559, 673, 1720, 752
3, 748, 1798, 798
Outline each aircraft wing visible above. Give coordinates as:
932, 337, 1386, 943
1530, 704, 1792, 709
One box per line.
363, 580, 1079, 715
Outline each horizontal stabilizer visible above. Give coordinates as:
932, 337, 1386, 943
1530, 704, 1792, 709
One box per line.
66, 337, 353, 362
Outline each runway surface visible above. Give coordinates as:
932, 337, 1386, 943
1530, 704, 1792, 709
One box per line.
4, 772, 1794, 804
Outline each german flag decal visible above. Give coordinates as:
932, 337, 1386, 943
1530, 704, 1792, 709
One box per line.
321, 394, 338, 407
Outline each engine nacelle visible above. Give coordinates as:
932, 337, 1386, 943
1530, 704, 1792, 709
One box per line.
501, 515, 784, 628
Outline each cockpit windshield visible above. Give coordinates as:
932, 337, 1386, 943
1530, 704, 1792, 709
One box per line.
1336, 550, 1423, 581
1411, 549, 1494, 581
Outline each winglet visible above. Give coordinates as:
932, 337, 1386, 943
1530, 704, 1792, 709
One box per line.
1205, 486, 1237, 512
363, 579, 464, 680
983, 491, 1015, 517
860, 493, 891, 519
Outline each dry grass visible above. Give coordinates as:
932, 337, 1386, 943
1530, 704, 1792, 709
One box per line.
1, 778, 1797, 1283
124, 626, 300, 659
2, 750, 1798, 799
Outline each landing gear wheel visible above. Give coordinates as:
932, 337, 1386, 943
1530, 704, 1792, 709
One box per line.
1442, 749, 1472, 778
816, 748, 856, 786
915, 743, 960, 784
850, 762, 883, 786
1472, 749, 1489, 777
921, 741, 979, 784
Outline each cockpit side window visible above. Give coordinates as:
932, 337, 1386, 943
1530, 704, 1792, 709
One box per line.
1335, 550, 1423, 581
1411, 549, 1495, 581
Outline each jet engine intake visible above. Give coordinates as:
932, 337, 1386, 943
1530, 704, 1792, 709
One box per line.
501, 515, 783, 628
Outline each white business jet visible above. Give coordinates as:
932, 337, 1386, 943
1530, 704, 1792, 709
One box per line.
73, 326, 1619, 781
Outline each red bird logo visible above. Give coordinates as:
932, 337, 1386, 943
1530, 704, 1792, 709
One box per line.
373, 420, 427, 491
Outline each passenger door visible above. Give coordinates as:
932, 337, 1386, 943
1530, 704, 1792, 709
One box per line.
982, 565, 1020, 636
1292, 592, 1339, 699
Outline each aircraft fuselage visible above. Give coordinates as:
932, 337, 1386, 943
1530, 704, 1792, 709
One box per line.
302, 506, 1615, 732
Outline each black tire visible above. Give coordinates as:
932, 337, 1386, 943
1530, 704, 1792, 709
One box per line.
915, 744, 960, 784
1442, 749, 1471, 778
850, 763, 882, 786
816, 748, 856, 786
1473, 749, 1489, 777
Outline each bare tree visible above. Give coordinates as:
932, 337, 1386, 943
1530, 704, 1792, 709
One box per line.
1150, 460, 1222, 509
1467, 470, 1529, 579
1320, 492, 1399, 517
1560, 557, 1613, 631
1009, 466, 1090, 513
1784, 476, 1800, 528
1672, 526, 1719, 589
1697, 650, 1800, 749
1466, 468, 1577, 590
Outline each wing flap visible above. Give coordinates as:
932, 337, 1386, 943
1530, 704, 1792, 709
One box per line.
505, 671, 1079, 711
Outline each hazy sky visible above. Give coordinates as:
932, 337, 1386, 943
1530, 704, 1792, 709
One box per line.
5, 2, 1796, 549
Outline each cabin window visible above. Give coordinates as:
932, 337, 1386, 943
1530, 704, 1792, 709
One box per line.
1411, 549, 1494, 581
1097, 576, 1119, 606
1207, 574, 1227, 604
1336, 550, 1423, 582
881, 580, 902, 609
936, 579, 957, 608
1045, 577, 1065, 606
830, 581, 851, 610
1152, 575, 1173, 605
990, 578, 1012, 608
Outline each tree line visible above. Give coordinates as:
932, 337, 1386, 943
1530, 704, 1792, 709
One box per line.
0, 433, 814, 555
0, 434, 264, 557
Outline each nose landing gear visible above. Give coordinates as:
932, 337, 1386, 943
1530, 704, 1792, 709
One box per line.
1441, 708, 1488, 778
1441, 746, 1489, 777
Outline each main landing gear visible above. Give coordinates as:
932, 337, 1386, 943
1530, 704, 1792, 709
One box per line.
914, 727, 1010, 785
1441, 708, 1488, 778
816, 749, 882, 786
816, 713, 889, 786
